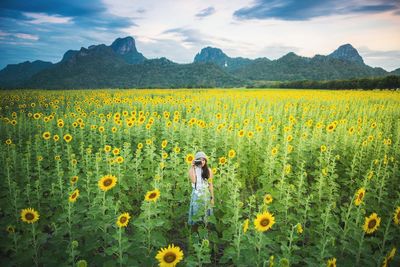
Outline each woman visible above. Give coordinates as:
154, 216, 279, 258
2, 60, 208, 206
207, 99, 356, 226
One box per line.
188, 151, 214, 227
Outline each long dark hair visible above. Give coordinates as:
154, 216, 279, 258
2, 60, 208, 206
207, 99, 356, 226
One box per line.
201, 160, 210, 180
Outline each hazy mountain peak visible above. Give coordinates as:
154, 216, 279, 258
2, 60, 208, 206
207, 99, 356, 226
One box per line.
329, 44, 364, 64
194, 47, 229, 62
111, 36, 137, 55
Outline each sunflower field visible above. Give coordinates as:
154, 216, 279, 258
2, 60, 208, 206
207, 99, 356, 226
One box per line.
0, 89, 399, 267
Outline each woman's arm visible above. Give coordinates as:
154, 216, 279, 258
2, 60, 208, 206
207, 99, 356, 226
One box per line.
208, 168, 214, 206
188, 163, 196, 184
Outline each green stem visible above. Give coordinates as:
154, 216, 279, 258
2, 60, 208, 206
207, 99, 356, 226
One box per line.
356, 232, 365, 265
31, 223, 39, 267
119, 227, 123, 267
257, 232, 263, 267
288, 225, 295, 259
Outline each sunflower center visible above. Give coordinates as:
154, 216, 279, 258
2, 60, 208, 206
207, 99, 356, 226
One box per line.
25, 213, 34, 220
149, 193, 157, 199
368, 219, 376, 229
164, 252, 176, 263
71, 193, 77, 198
120, 216, 127, 223
260, 218, 270, 227
103, 179, 112, 186
358, 192, 364, 199
397, 212, 400, 220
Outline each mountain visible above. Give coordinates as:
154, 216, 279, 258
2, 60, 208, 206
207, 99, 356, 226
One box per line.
391, 68, 400, 75
60, 36, 146, 64
0, 60, 53, 88
110, 36, 146, 64
194, 47, 253, 71
328, 44, 364, 65
0, 36, 398, 89
232, 50, 387, 81
26, 44, 242, 89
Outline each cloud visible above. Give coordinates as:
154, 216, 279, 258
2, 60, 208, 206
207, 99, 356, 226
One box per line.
0, 30, 39, 41
22, 12, 73, 24
196, 6, 216, 18
233, 0, 400, 21
358, 46, 400, 71
0, 0, 137, 29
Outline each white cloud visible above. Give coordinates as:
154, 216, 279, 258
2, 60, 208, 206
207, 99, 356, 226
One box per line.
0, 30, 39, 41
22, 12, 73, 24
14, 33, 39, 40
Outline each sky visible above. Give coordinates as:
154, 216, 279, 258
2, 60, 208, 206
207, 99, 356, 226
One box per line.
0, 0, 400, 71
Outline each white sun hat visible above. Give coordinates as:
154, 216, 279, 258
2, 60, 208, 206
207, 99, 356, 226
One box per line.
195, 151, 207, 160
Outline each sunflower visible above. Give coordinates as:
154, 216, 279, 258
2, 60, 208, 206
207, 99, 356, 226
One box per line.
70, 175, 78, 185
63, 134, 72, 143
21, 208, 40, 224
320, 145, 327, 152
247, 131, 254, 138
5, 139, 12, 145
104, 145, 111, 153
393, 206, 400, 225
112, 148, 120, 156
185, 154, 194, 164
162, 152, 168, 159
243, 219, 249, 234
98, 175, 118, 192
363, 212, 381, 234
6, 225, 15, 233
297, 223, 303, 234
271, 147, 278, 156
286, 135, 293, 142
145, 189, 160, 202
53, 134, 60, 141
382, 257, 388, 267
116, 156, 124, 164
155, 244, 184, 267
137, 143, 143, 149
228, 149, 236, 158
326, 123, 336, 133
33, 113, 41, 119
69, 189, 79, 203
161, 140, 168, 148
354, 187, 366, 206
264, 194, 273, 204
327, 257, 336, 267
218, 156, 227, 165
388, 247, 396, 261
116, 212, 131, 228
254, 211, 275, 232
76, 260, 88, 267
174, 146, 180, 153
238, 129, 245, 137
42, 131, 51, 140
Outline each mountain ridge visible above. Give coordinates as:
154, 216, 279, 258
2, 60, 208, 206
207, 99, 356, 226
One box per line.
0, 36, 398, 89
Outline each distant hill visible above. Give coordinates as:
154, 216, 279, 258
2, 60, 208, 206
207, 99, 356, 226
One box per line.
27, 45, 242, 89
0, 60, 53, 88
232, 49, 387, 81
391, 68, 400, 75
0, 36, 398, 89
193, 47, 254, 71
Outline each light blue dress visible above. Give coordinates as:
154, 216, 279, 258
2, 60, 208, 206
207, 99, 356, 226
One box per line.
188, 166, 213, 225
